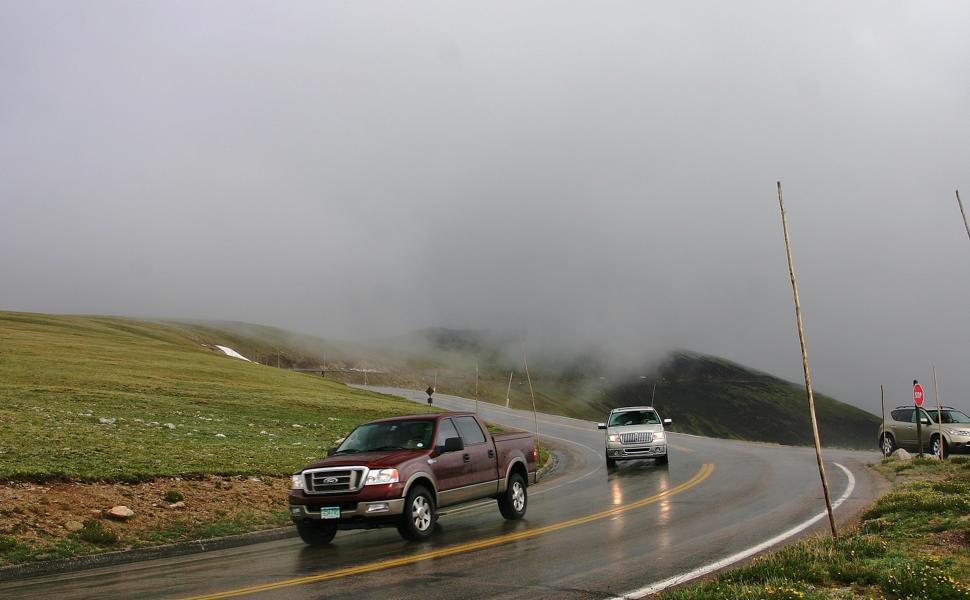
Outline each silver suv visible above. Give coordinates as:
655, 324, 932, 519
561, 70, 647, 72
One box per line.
597, 406, 672, 468
879, 405, 970, 458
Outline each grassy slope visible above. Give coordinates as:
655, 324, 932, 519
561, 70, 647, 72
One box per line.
167, 324, 879, 449
660, 457, 970, 600
0, 311, 427, 482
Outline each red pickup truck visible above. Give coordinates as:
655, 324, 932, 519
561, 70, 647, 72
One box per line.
288, 412, 539, 544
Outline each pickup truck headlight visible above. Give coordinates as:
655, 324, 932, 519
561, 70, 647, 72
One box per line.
654, 431, 665, 440
291, 473, 305, 491
608, 434, 621, 443
364, 468, 400, 485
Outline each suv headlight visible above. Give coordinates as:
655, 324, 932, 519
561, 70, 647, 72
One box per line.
949, 429, 970, 437
291, 473, 305, 490
364, 468, 400, 485
608, 434, 621, 443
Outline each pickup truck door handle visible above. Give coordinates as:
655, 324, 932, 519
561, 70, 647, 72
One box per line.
462, 453, 471, 463
487, 449, 495, 459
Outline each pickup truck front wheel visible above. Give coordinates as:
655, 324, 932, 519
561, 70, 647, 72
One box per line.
398, 485, 436, 541
498, 473, 527, 520
296, 521, 337, 546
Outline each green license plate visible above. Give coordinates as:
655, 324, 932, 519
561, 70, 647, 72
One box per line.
320, 507, 340, 519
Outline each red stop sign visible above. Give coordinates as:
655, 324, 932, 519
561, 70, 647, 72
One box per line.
913, 383, 925, 407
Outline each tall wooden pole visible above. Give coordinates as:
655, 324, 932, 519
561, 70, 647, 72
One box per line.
934, 366, 943, 460
777, 181, 838, 538
505, 371, 514, 408
475, 360, 480, 414
957, 190, 970, 243
524, 353, 539, 441
880, 385, 886, 456
651, 383, 657, 406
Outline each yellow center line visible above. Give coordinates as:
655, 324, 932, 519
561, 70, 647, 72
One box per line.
183, 463, 715, 600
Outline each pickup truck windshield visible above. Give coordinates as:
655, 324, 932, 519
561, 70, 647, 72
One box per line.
335, 420, 435, 453
609, 410, 660, 427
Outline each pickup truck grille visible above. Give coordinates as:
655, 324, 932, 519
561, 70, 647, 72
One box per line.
303, 467, 368, 495
620, 432, 654, 444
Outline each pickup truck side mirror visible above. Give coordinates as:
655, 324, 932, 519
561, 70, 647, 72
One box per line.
326, 447, 338, 457
437, 436, 464, 454
597, 423, 607, 430
663, 418, 672, 426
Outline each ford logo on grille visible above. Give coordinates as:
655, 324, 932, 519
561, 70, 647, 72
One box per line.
322, 477, 339, 484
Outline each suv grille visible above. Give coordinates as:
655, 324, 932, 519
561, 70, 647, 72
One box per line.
620, 432, 654, 444
303, 467, 368, 494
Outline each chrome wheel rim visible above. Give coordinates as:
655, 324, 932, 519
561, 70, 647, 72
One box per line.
932, 438, 940, 456
883, 437, 893, 455
511, 481, 525, 512
412, 496, 431, 531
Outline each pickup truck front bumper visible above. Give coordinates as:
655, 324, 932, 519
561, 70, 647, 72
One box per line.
288, 481, 408, 526
607, 443, 667, 459
289, 498, 406, 521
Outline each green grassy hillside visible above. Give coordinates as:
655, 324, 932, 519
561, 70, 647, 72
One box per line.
0, 311, 427, 482
168, 323, 879, 450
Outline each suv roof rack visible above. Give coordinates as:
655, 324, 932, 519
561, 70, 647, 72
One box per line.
892, 405, 955, 410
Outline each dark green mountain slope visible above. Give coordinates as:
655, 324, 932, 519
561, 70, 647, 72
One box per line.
600, 353, 879, 449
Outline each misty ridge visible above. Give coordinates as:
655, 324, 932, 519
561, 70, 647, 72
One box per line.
1, 2, 968, 414
163, 319, 878, 449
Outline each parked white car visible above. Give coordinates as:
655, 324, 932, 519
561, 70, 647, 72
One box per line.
597, 406, 671, 468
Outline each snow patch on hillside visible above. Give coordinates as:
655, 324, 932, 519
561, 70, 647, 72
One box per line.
214, 345, 251, 362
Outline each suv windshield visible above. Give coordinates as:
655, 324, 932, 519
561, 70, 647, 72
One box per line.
928, 409, 970, 424
335, 420, 435, 453
609, 410, 660, 427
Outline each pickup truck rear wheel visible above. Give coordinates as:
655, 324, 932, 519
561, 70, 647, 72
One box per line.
397, 485, 436, 541
498, 473, 527, 520
296, 521, 337, 546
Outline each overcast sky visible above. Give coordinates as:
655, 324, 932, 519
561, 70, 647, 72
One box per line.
2, 1, 969, 413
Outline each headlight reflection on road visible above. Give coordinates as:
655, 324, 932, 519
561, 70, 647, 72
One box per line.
654, 474, 674, 550
610, 478, 624, 506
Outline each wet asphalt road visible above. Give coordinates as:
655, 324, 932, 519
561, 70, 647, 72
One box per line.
1, 388, 885, 599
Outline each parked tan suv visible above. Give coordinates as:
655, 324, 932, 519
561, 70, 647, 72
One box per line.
597, 406, 671, 468
879, 405, 970, 458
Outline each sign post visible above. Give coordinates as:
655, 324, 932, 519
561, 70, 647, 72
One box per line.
426, 385, 434, 406
914, 380, 924, 457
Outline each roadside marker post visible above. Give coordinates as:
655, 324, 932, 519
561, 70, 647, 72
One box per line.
505, 371, 513, 408
523, 352, 540, 442
933, 367, 943, 460
914, 380, 924, 457
426, 385, 434, 406
957, 190, 970, 243
776, 181, 838, 538
880, 385, 886, 457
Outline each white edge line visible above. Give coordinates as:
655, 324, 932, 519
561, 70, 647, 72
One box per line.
610, 462, 857, 599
